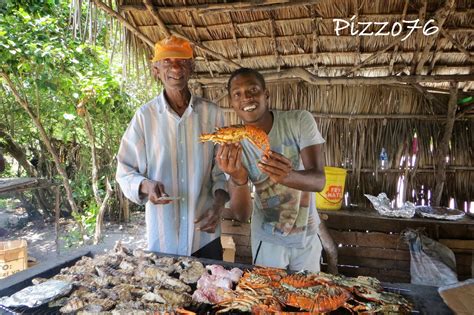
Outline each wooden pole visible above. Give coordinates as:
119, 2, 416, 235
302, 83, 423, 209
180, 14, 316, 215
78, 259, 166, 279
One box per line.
192, 68, 474, 86
433, 82, 458, 206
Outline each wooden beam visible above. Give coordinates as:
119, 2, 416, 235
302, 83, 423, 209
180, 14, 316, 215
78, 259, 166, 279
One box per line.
309, 7, 320, 73
143, 0, 170, 38
227, 13, 242, 62
268, 12, 282, 72
439, 28, 474, 62
192, 67, 474, 85
416, 0, 456, 74
187, 12, 214, 77
222, 108, 472, 120
344, 35, 407, 76
433, 82, 458, 206
92, 0, 154, 48
389, 0, 409, 75
169, 29, 241, 69
411, 0, 428, 74
120, 4, 473, 18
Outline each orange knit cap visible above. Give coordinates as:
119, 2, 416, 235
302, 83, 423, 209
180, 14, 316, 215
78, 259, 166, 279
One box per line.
152, 35, 193, 62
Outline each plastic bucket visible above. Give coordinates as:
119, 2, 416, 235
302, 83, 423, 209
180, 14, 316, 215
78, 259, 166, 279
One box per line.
316, 167, 347, 210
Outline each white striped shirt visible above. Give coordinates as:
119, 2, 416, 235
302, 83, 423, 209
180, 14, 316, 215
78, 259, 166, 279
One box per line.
116, 92, 227, 255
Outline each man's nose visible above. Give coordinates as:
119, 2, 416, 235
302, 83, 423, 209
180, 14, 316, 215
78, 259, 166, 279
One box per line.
244, 90, 254, 100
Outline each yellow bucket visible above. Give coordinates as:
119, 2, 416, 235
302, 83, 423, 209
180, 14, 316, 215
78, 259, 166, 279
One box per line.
316, 167, 347, 210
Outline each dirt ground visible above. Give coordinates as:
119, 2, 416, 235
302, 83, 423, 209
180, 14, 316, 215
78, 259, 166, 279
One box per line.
1, 200, 147, 263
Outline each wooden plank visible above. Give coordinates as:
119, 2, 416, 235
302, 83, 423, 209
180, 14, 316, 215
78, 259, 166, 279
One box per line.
221, 220, 251, 236
338, 246, 410, 261
322, 209, 474, 239
440, 239, 474, 250
455, 253, 473, 266
329, 230, 408, 250
338, 255, 410, 271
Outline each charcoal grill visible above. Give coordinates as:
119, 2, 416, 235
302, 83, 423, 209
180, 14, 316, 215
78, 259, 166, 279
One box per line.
0, 247, 453, 314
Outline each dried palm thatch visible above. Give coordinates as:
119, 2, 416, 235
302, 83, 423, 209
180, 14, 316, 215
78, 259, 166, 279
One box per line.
83, 0, 473, 208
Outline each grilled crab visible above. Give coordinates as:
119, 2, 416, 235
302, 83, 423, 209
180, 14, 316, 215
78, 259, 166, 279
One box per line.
199, 124, 270, 155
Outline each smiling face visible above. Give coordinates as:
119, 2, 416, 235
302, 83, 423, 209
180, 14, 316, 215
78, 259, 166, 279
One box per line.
152, 58, 194, 91
228, 73, 270, 125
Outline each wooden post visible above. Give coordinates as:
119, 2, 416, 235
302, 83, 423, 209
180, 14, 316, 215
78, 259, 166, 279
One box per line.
433, 82, 458, 206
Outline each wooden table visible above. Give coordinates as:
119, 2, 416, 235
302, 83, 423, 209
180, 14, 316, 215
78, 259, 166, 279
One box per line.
320, 208, 474, 283
0, 177, 63, 253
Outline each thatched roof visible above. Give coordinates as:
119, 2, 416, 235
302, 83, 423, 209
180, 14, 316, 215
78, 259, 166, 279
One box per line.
95, 0, 473, 92
91, 0, 473, 208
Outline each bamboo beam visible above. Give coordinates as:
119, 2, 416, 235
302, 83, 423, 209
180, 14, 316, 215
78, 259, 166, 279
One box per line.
410, 82, 446, 107
433, 82, 458, 206
143, 0, 170, 38
439, 28, 474, 62
92, 0, 154, 47
416, 0, 456, 74
221, 108, 472, 120
192, 68, 474, 85
389, 0, 409, 75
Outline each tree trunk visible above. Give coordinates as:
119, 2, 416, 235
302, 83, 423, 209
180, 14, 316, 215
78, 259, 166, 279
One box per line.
94, 179, 113, 244
79, 102, 102, 206
1, 72, 80, 218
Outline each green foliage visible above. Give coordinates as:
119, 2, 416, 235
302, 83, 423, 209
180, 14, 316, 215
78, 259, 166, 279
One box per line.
0, 1, 139, 229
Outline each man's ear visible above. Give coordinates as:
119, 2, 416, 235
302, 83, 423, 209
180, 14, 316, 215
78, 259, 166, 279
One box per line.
265, 89, 270, 99
151, 63, 160, 80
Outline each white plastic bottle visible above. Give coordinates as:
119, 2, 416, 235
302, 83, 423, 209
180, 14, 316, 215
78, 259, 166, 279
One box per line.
379, 148, 388, 170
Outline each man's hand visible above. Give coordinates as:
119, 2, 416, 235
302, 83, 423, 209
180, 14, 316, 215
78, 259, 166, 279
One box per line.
258, 151, 293, 184
216, 143, 248, 185
139, 179, 172, 205
194, 203, 225, 233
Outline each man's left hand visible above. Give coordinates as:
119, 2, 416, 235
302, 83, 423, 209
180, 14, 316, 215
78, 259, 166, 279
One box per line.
194, 203, 224, 233
258, 151, 293, 184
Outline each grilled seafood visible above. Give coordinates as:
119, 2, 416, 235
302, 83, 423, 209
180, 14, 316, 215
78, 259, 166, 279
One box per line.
199, 124, 270, 155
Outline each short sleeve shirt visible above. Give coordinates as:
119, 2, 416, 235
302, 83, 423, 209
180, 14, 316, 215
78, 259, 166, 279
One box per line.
240, 110, 325, 248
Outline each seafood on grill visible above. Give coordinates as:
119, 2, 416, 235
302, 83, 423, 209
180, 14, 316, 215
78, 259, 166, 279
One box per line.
212, 267, 413, 314
174, 258, 206, 284
199, 124, 270, 155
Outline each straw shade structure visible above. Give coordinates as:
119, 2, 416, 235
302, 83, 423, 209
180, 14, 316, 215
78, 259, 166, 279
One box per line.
92, 0, 473, 208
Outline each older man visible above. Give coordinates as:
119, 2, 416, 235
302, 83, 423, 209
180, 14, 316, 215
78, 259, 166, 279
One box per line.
116, 36, 230, 259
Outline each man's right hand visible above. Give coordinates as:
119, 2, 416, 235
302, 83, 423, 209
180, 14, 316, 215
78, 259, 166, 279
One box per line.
216, 143, 248, 185
139, 179, 172, 204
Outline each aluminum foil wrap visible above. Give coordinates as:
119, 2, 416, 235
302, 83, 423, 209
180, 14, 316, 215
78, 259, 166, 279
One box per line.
0, 279, 72, 308
365, 193, 415, 218
415, 206, 465, 221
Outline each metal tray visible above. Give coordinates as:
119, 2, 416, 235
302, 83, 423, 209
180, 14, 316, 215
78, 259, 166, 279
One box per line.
415, 206, 465, 221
